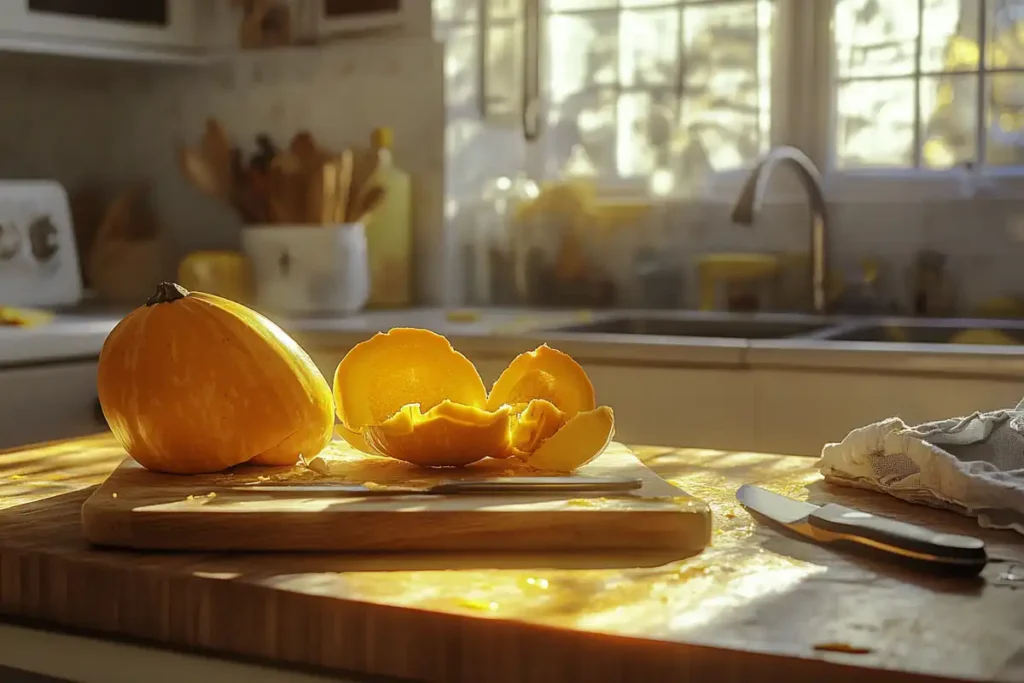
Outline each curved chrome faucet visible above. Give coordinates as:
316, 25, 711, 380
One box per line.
730, 146, 829, 314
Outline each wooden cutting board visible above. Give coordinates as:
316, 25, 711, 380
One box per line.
81, 440, 711, 554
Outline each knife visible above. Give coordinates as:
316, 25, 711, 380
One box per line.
230, 475, 644, 497
736, 484, 988, 573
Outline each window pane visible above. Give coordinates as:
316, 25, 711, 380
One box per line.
489, 0, 522, 20
485, 21, 523, 119
617, 90, 678, 175
680, 0, 770, 169
987, 0, 1024, 69
622, 0, 672, 6
443, 25, 479, 109
547, 12, 619, 102
834, 0, 919, 78
836, 78, 915, 167
620, 8, 679, 87
433, 0, 477, 24
546, 89, 618, 176
446, 117, 527, 196
987, 72, 1024, 165
921, 0, 980, 73
920, 74, 977, 168
549, 0, 616, 12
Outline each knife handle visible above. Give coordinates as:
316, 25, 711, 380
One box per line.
809, 503, 987, 567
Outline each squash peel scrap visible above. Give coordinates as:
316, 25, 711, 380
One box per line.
364, 401, 512, 467
333, 328, 615, 471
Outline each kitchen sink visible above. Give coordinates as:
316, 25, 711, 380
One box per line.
823, 323, 1024, 345
548, 316, 830, 340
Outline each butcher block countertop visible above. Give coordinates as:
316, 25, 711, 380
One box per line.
3, 435, 1024, 683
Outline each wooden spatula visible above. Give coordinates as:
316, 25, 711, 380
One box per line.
333, 149, 353, 223
179, 146, 225, 201
201, 118, 233, 197
345, 147, 379, 222
319, 159, 338, 225
351, 185, 386, 224
290, 130, 321, 169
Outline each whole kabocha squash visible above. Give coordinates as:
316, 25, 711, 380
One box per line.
97, 282, 335, 474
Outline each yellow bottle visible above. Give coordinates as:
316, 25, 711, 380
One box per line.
364, 127, 413, 307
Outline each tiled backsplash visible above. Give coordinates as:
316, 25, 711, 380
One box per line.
449, 188, 1024, 313
661, 195, 1024, 314
2, 27, 1024, 311
0, 28, 449, 304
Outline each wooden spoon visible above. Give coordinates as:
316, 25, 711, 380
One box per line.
334, 149, 353, 223
345, 148, 379, 222
268, 152, 308, 224
351, 185, 386, 224
178, 147, 224, 201
290, 131, 322, 170
201, 118, 233, 196
231, 148, 268, 224
319, 159, 338, 225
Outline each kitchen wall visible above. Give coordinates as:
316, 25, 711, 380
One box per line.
1, 3, 1023, 313
0, 53, 127, 190
653, 194, 1024, 314
434, 6, 1024, 316
447, 172, 1024, 314
0, 1, 450, 305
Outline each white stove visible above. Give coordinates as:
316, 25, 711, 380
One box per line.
0, 180, 117, 448
0, 180, 82, 309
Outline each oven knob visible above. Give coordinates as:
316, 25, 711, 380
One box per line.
29, 216, 59, 262
0, 222, 22, 261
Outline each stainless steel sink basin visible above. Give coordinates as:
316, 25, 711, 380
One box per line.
823, 323, 1024, 345
548, 316, 829, 340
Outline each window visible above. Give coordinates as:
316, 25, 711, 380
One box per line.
434, 0, 774, 197
433, 0, 1024, 201
831, 0, 1024, 171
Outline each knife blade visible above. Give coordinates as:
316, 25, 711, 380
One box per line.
736, 484, 988, 572
230, 475, 644, 497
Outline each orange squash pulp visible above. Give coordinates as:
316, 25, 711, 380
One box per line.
333, 328, 615, 471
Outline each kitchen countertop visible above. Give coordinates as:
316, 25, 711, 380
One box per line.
3, 433, 1024, 682
0, 313, 119, 366
7, 305, 1024, 377
283, 307, 1024, 377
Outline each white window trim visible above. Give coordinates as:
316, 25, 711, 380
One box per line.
693, 0, 809, 204
811, 0, 1024, 204
440, 0, 1024, 205
534, 0, 793, 201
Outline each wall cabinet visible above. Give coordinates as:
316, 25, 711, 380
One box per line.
317, 0, 410, 35
0, 0, 198, 48
0, 0, 424, 64
0, 0, 205, 62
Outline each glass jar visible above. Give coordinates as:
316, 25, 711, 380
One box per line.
462, 172, 539, 306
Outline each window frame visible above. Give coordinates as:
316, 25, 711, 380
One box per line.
437, 0, 1024, 203
437, 0, 787, 196
808, 0, 1024, 203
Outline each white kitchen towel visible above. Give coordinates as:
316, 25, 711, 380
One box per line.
819, 398, 1024, 535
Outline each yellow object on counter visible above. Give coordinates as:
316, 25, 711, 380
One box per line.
697, 253, 779, 311
445, 309, 481, 323
515, 180, 595, 228
364, 127, 412, 308
593, 199, 652, 230
949, 328, 1021, 345
973, 297, 1024, 319
0, 306, 54, 327
177, 250, 252, 303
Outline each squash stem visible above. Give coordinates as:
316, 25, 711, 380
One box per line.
147, 282, 190, 306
